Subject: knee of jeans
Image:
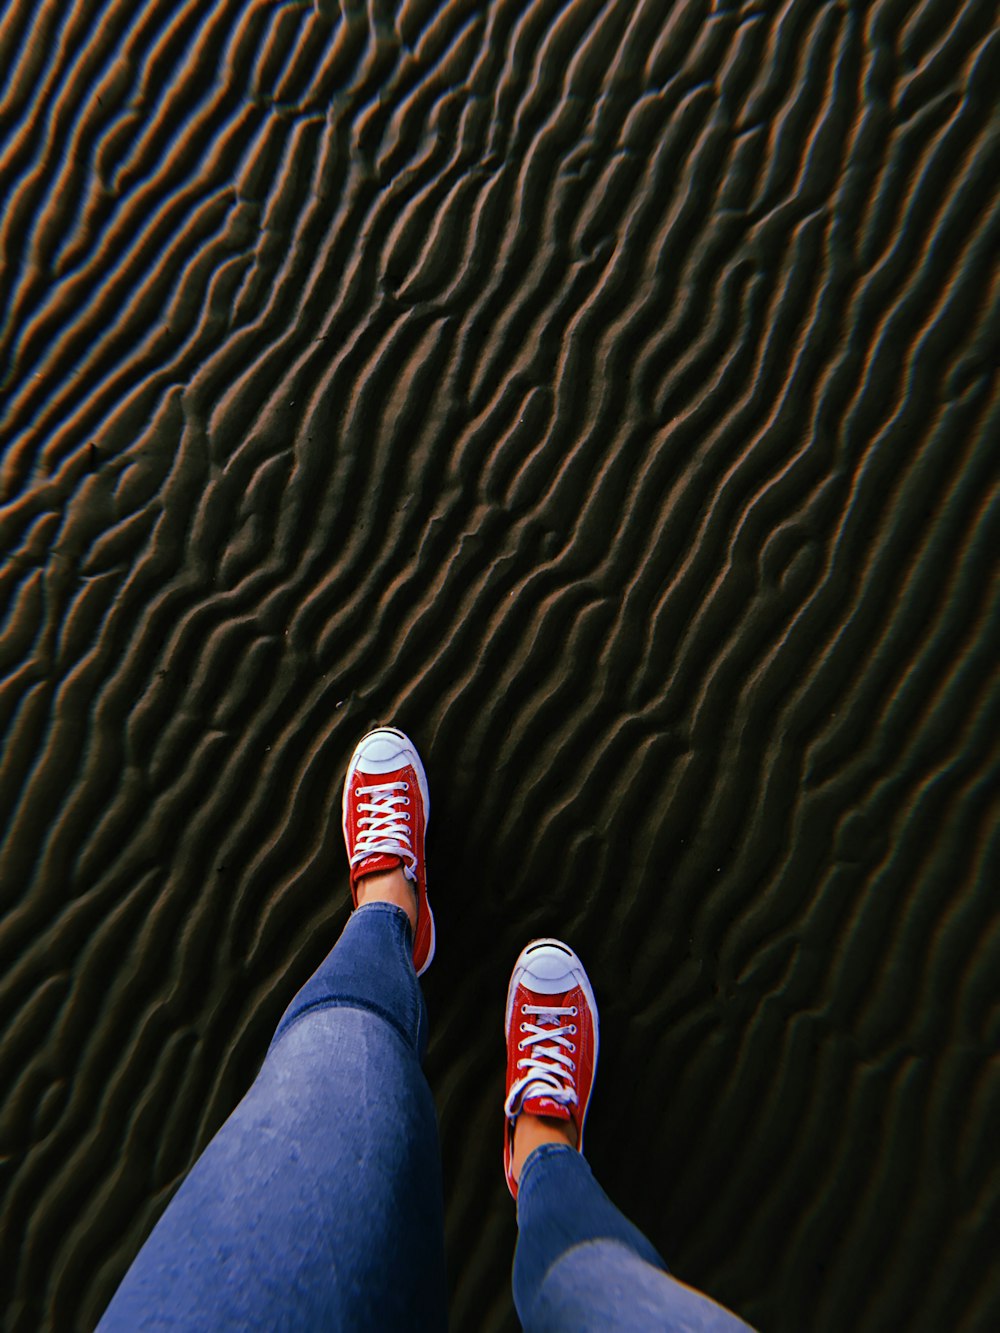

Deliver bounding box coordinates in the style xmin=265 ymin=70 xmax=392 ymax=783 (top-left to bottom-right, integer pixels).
xmin=262 ymin=1007 xmax=437 ymax=1144
xmin=513 ymin=1148 xmax=669 ymax=1320
xmin=526 ymin=1241 xmax=754 ymax=1333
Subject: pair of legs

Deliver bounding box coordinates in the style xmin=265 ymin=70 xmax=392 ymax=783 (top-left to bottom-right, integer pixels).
xmin=99 ymin=728 xmax=752 ymax=1329
xmin=98 ymin=887 xmax=752 ymax=1330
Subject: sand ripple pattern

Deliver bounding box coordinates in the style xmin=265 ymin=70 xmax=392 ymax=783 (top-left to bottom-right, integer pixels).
xmin=1 ymin=0 xmax=997 ymax=1328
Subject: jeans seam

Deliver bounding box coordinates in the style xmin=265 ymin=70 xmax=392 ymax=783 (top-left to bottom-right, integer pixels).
xmin=391 ymin=905 xmax=420 ymax=1047
xmin=375 ymin=900 xmax=420 ymax=1049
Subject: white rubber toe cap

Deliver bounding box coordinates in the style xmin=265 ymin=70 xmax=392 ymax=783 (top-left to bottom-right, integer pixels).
xmin=505 ymin=938 xmax=599 ymax=1039
xmin=517 ymin=940 xmax=582 ymax=994
xmin=353 ymin=729 xmax=415 ymax=774
xmin=342 ymin=727 xmax=430 ymax=826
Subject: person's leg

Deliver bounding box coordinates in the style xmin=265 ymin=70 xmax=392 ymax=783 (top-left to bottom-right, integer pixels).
xmin=513 ymin=1144 xmax=753 ymax=1332
xmin=503 ymin=940 xmax=755 ymax=1333
xmin=98 ymin=902 xmax=446 ymax=1332
xmin=99 ymin=728 xmax=446 ymax=1332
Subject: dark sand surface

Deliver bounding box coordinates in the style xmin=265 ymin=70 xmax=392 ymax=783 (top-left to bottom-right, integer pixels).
xmin=1 ymin=0 xmax=998 ymax=1329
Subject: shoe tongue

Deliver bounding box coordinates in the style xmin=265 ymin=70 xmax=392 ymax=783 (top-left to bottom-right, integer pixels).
xmin=523 ymin=986 xmax=570 ymax=1013
xmin=353 ymin=852 xmax=402 ymax=883
xmin=521 ymin=1093 xmax=572 ymax=1121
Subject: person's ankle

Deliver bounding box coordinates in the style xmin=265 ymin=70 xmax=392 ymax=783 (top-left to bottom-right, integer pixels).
xmin=510 ymin=1112 xmax=578 ymax=1184
xmin=356 ymin=867 xmax=418 ymax=935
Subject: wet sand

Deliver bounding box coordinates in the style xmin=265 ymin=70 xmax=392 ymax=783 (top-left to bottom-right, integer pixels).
xmin=1 ymin=0 xmax=997 ymax=1329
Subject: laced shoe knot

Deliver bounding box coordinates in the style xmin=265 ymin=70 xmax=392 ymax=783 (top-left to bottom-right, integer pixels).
xmin=349 ymin=780 xmax=418 ymax=879
xmin=503 ymin=1002 xmax=580 ymax=1120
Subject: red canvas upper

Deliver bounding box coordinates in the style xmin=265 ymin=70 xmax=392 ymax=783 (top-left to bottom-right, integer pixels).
xmin=343 ymin=757 xmax=432 ymax=975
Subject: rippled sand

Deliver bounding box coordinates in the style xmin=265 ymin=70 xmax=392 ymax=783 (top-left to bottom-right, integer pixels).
xmin=1 ymin=1 xmax=997 ymax=1329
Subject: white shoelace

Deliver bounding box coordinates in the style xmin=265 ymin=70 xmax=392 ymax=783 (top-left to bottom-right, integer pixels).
xmin=350 ymin=781 xmax=417 ymax=880
xmin=504 ymin=1003 xmax=579 ymax=1119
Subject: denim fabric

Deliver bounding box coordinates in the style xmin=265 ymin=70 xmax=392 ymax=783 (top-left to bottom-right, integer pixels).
xmin=97 ymin=904 xmax=446 ymax=1332
xmin=98 ymin=903 xmax=752 ymax=1332
xmin=513 ymin=1146 xmax=755 ymax=1333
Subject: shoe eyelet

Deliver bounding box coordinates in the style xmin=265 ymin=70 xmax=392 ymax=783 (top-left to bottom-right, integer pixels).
xmin=520 ymin=1022 xmax=527 ymax=1031
xmin=569 ymin=1044 xmax=576 ymax=1053
xmin=570 ymin=1006 xmax=578 ymax=1016
xmin=402 ymin=781 xmax=409 ymax=790
xmin=568 ymin=1025 xmax=576 ymax=1034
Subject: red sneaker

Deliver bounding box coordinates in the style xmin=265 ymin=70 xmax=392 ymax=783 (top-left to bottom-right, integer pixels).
xmin=342 ymin=727 xmax=434 ymax=975
xmin=503 ymin=939 xmax=599 ymax=1198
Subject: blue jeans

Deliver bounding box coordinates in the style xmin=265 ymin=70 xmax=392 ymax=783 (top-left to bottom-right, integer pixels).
xmin=98 ymin=904 xmax=753 ymax=1332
